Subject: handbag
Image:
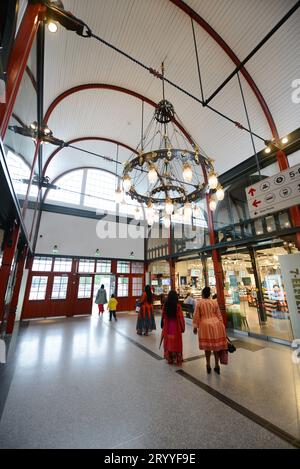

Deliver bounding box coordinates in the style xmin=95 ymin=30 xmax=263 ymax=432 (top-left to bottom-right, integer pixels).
xmin=218 ymin=349 xmax=228 ymax=365
xmin=227 ymin=337 xmax=236 ymax=353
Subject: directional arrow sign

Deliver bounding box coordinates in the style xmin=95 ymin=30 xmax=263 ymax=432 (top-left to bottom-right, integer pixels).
xmin=252 ymin=199 xmax=261 ymax=208
xmin=245 ymin=162 xmax=300 ymax=218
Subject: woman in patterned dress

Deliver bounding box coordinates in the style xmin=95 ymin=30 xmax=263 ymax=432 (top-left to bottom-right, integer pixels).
xmin=193 ymin=286 xmax=227 ymax=374
xmin=136 ymin=285 xmax=156 ymax=335
xmin=161 ymin=290 xmax=185 ymax=366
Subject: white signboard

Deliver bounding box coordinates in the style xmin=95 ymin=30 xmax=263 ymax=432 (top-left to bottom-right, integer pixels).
xmin=279 ymin=254 xmax=300 ymax=340
xmin=245 ymin=163 xmax=300 ymax=218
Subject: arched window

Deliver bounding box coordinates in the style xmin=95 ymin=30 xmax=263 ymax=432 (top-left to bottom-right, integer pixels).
xmin=6 ymin=150 xmax=38 ymax=197
xmin=45 ymin=168 xmax=141 ymax=216
xmin=47 ymin=170 xmax=84 ymax=205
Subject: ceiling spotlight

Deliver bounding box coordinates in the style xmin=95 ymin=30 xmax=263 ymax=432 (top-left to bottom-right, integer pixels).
xmin=47 ymin=21 xmax=58 ymax=33
xmin=264 ymin=146 xmax=271 ymax=154
xmin=281 ymin=137 xmax=288 ymax=144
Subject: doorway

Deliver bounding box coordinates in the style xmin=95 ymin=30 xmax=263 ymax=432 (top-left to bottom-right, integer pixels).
xmin=92 ymin=274 xmax=115 ymax=316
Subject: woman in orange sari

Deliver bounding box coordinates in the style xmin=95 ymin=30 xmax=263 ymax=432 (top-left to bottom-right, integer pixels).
xmin=136 ymin=285 xmax=156 ymax=336
xmin=193 ymin=286 xmax=227 ymax=374
xmin=161 ymin=290 xmax=185 ymax=366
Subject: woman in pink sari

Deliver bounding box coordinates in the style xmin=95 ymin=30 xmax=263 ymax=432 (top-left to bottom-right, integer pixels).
xmin=161 ymin=291 xmax=185 ymax=366
xmin=193 ymin=287 xmax=227 ymax=374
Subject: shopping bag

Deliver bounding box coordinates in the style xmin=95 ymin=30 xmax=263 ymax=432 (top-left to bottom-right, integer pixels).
xmin=218 ymin=349 xmax=228 ymax=365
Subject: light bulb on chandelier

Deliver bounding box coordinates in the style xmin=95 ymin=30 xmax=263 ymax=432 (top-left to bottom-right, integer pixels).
xmin=134 ymin=207 xmax=141 ymax=220
xmin=146 ymin=201 xmax=154 ymax=219
xmin=209 ymin=196 xmax=217 ymax=211
xmin=192 ymin=205 xmax=200 ymax=217
xmin=183 ymin=202 xmax=192 ymax=221
xmin=123 ymin=175 xmax=131 ymax=192
xmin=148 ymin=165 xmax=158 ymax=184
xmin=182 ymin=162 xmax=193 ymax=182
xmin=115 ymin=187 xmax=123 ymax=204
xmin=216 ymin=184 xmax=225 ymax=201
xmin=208 ymin=171 xmax=218 ymax=190
xmin=163 ymin=215 xmax=171 ymax=229
xmin=165 ymin=198 xmax=174 ymax=215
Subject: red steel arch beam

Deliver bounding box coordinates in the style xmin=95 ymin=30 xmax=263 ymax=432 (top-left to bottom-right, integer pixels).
xmin=169 ymin=0 xmax=279 ymax=142
xmin=44 ymin=84 xmax=196 ymax=148
xmin=170 ymin=0 xmax=300 ymax=247
xmin=42 ymin=136 xmax=138 ymax=178
xmin=43 ymin=83 xmax=208 ymax=183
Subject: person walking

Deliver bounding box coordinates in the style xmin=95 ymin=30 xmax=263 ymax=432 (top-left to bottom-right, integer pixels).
xmin=161 ymin=290 xmax=185 ymax=366
xmin=95 ymin=284 xmax=107 ymax=316
xmin=193 ymin=286 xmax=227 ymax=374
xmin=107 ymin=294 xmax=118 ymax=322
xmin=136 ymin=285 xmax=156 ymax=335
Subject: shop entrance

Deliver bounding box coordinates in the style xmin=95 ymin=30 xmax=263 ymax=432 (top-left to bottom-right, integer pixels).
xmin=222 ymin=247 xmax=293 ymax=342
xmin=92 ymin=274 xmax=115 ymax=316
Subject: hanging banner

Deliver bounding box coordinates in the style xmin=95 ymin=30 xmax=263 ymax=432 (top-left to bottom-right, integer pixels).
xmin=245 ymin=163 xmax=300 ymax=218
xmin=279 ymin=253 xmax=300 ymax=340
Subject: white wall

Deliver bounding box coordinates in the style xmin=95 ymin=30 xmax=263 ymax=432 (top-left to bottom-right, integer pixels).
xmin=35 ymin=211 xmax=145 ymax=260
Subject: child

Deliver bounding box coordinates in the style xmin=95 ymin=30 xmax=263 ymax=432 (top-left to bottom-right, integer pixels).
xmin=107 ymin=294 xmax=118 ymax=322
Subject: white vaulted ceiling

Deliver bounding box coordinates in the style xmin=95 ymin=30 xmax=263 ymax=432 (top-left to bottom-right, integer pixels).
xmin=40 ymin=0 xmax=300 ymax=182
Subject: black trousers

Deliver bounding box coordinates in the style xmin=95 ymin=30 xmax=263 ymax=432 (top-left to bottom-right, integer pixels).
xmin=109 ymin=310 xmax=117 ymax=321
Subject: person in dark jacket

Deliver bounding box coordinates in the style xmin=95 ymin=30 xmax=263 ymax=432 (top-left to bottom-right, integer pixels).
xmin=95 ymin=284 xmax=107 ymax=316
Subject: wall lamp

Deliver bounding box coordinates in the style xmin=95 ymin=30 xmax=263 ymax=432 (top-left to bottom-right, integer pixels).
xmin=29 ymin=0 xmax=92 ymax=37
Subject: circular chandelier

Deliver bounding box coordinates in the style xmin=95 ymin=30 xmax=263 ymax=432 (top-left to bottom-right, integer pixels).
xmin=121 ymin=65 xmax=224 ymax=225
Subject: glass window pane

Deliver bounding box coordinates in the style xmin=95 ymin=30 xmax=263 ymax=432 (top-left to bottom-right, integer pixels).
xmin=32 ymin=257 xmax=53 ymax=272
xmin=78 ymin=259 xmax=95 ymax=273
xmin=96 ymin=260 xmax=111 ymax=273
xmin=53 ymin=257 xmax=72 ymax=272
xmin=117 ymin=277 xmax=129 ymax=297
xmin=29 ymin=276 xmax=48 ymax=300
xmin=78 ymin=276 xmax=92 ymax=298
xmin=132 ymin=277 xmax=143 ymax=297
xmin=131 ymin=262 xmax=144 ymax=274
xmin=117 ymin=261 xmax=130 ymax=273
xmin=47 ymin=170 xmax=83 ymax=205
xmin=51 ymin=276 xmax=68 ymax=299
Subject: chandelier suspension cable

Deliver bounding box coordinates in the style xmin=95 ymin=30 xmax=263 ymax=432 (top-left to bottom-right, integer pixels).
xmin=191 ymin=18 xmax=205 ymax=102
xmin=237 ymin=72 xmax=262 ymax=180
xmin=87 ymin=31 xmax=266 ymax=143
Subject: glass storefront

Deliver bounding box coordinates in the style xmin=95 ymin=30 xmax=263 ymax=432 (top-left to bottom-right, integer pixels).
xmin=222 ymin=246 xmax=294 ymax=341
xmin=174 ymin=240 xmax=298 ymax=342
xmin=175 ymin=258 xmax=216 ymax=303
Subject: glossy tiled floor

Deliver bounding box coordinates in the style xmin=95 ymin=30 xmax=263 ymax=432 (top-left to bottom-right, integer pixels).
xmin=0 ymin=312 xmax=299 ymax=449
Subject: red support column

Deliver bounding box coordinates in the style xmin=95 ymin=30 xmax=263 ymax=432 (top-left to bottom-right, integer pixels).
xmin=168 ymin=226 xmax=176 ymax=290
xmin=6 ymin=245 xmax=28 ymax=334
xmin=0 ymin=222 xmax=20 ymax=329
xmin=206 ymin=194 xmax=227 ymax=326
xmin=0 ymin=3 xmax=45 ymax=139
